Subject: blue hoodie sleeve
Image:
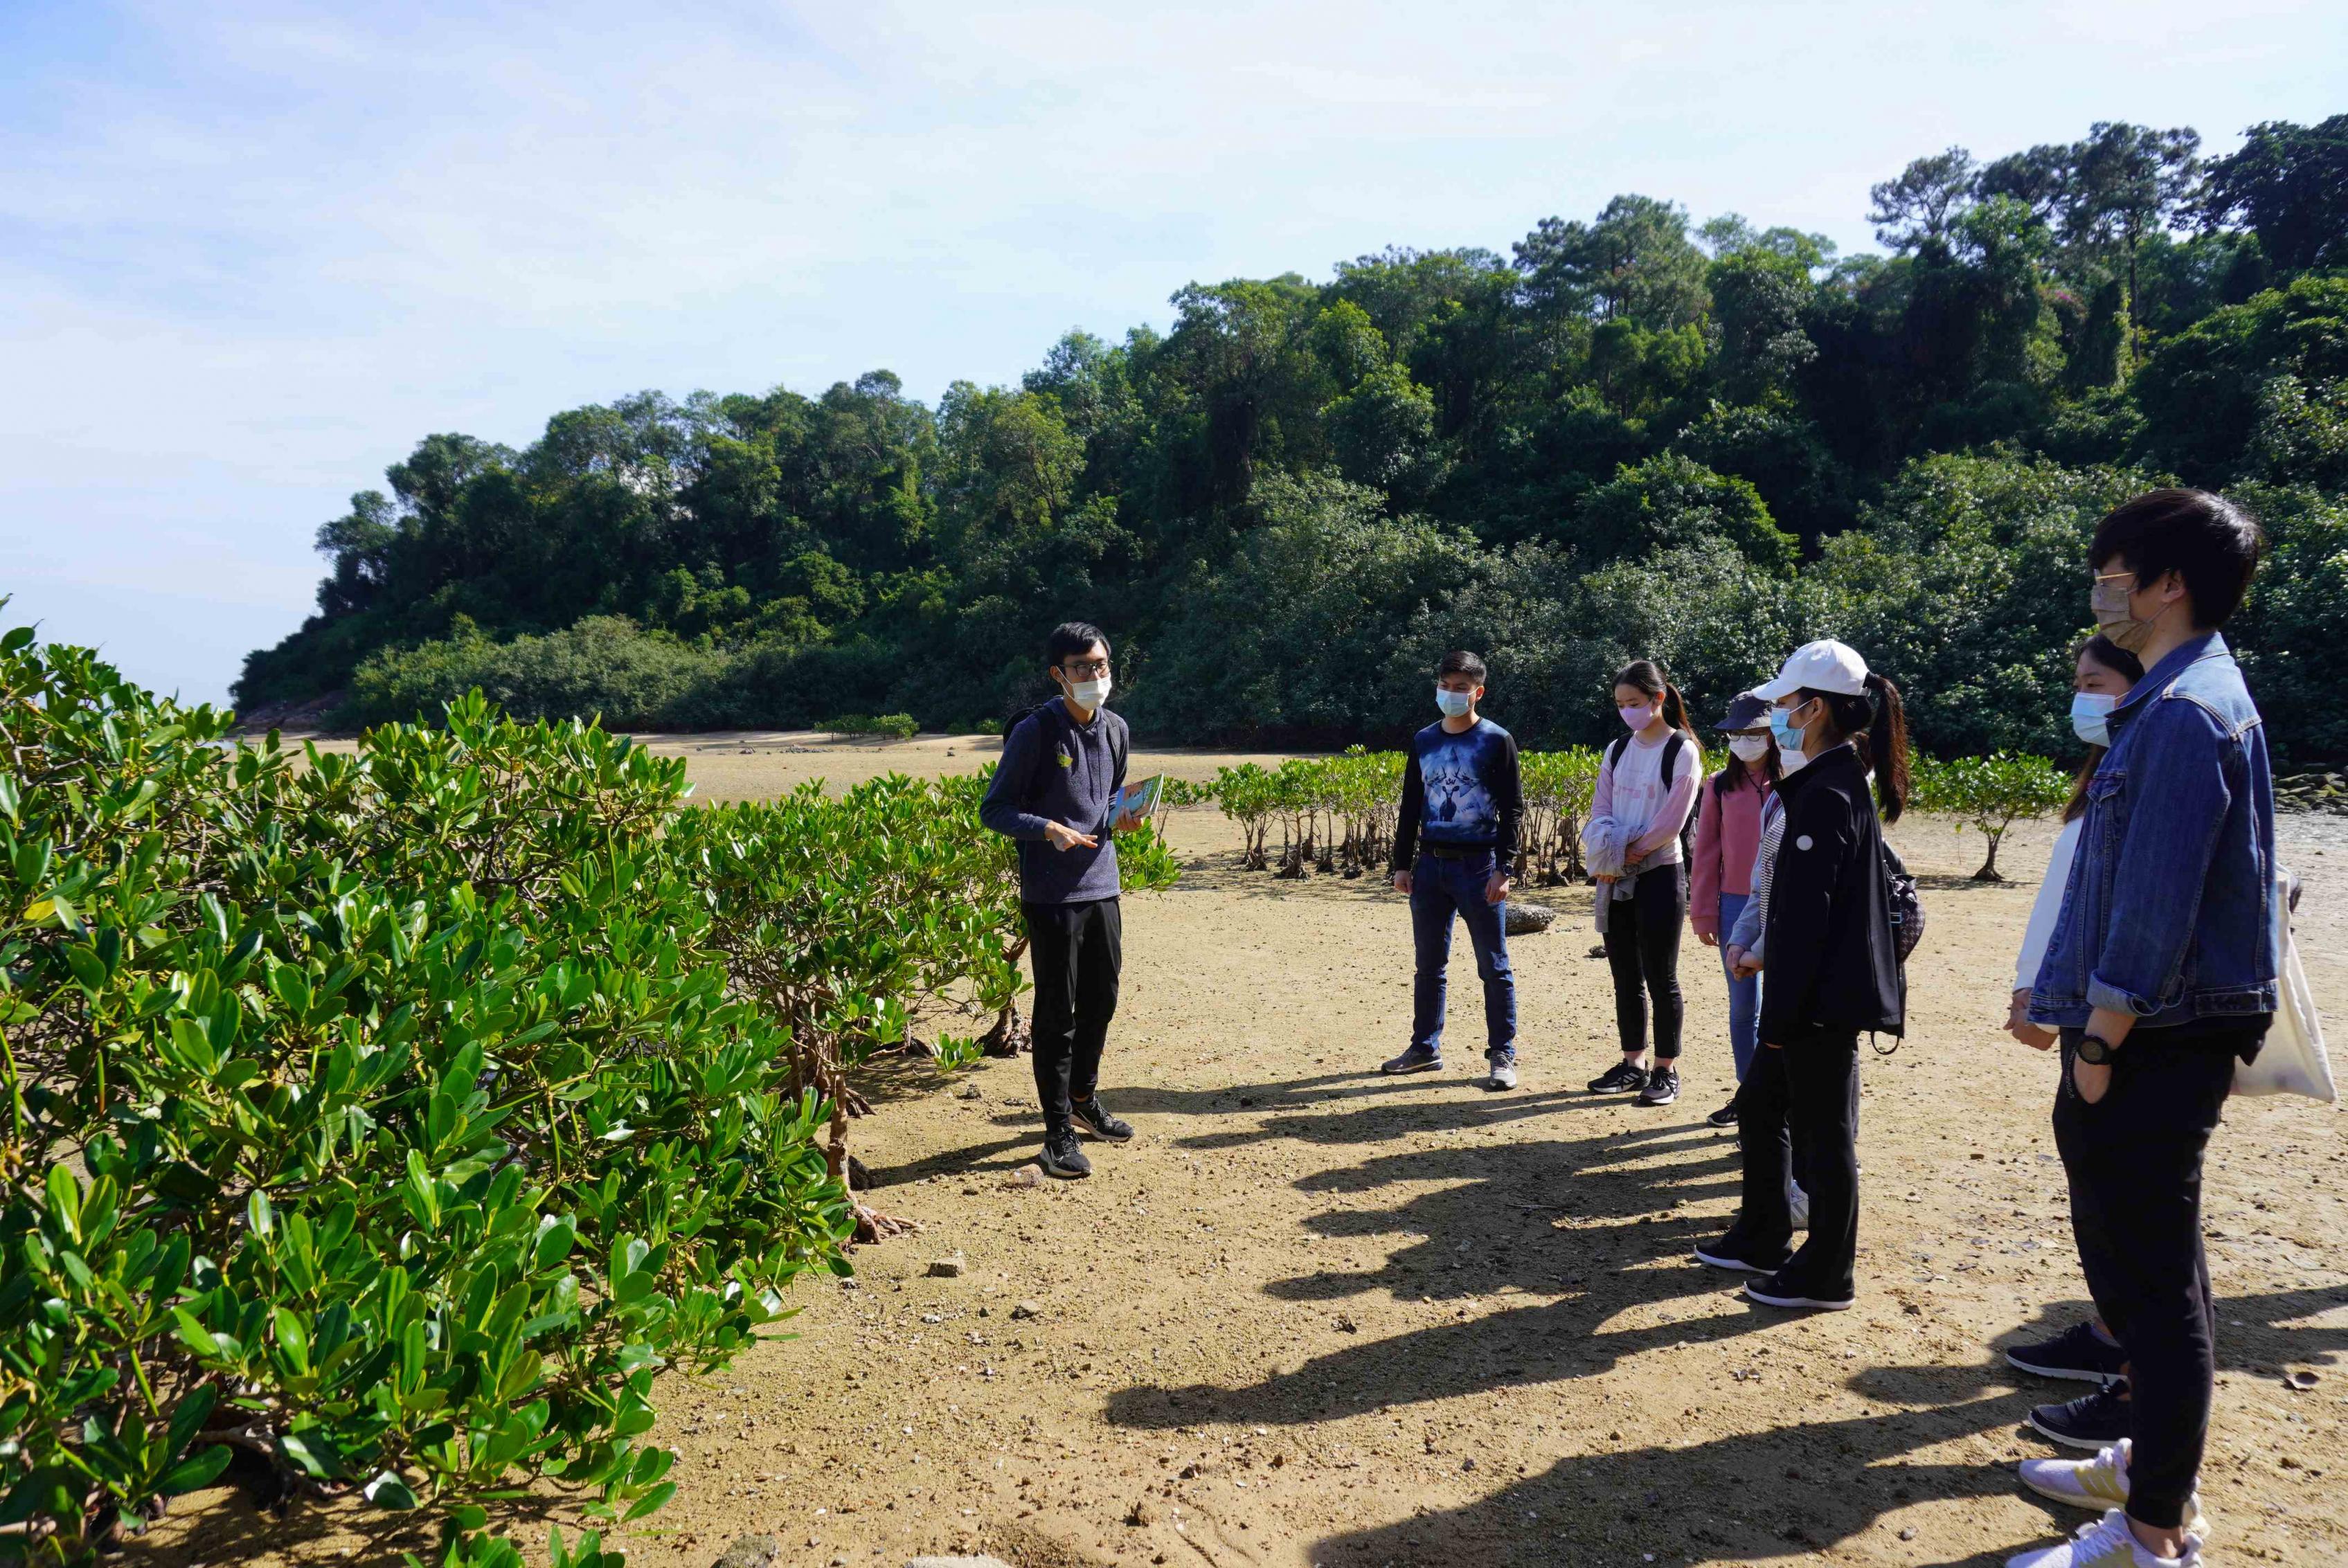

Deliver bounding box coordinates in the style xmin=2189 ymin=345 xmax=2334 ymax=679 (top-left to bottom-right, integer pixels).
xmin=979 ymin=714 xmax=1053 ymax=841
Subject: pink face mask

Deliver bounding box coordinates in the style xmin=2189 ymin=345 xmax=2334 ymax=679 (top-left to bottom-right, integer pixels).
xmin=1618 ymin=705 xmax=1654 ymax=730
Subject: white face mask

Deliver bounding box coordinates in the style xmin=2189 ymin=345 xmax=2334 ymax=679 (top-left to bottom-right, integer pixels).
xmin=2071 ymin=691 xmax=2118 ymax=748
xmin=1065 ymin=675 xmax=1111 ymax=712
xmin=1435 ymin=687 xmax=1474 ymax=719
xmin=1728 ymin=735 xmax=1771 ymax=763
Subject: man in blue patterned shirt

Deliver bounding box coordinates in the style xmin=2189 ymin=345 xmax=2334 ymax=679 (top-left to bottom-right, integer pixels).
xmin=1381 ymin=651 xmax=1525 ymax=1088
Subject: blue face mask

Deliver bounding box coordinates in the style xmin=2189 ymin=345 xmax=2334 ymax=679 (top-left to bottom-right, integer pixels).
xmin=2070 ymin=692 xmax=2118 ymax=748
xmin=1435 ymin=686 xmax=1474 ymax=719
xmin=1768 ymin=702 xmax=1807 ymax=751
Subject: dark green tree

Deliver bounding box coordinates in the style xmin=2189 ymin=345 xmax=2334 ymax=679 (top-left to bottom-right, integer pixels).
xmin=2198 ymin=116 xmax=2348 ymax=271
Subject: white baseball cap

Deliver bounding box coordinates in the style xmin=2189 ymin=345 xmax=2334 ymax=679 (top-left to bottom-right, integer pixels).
xmin=1753 ymin=638 xmax=1870 ymax=700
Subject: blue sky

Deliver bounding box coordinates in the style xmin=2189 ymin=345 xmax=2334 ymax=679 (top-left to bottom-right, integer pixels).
xmin=5 ymin=1 xmax=2342 ymax=706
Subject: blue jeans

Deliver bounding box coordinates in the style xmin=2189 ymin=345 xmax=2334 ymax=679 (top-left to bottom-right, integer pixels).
xmin=1718 ymin=892 xmax=1760 ymax=1081
xmin=1409 ymin=849 xmax=1516 ymax=1056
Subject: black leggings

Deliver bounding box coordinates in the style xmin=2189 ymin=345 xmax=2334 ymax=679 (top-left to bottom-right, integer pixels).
xmin=1604 ymin=862 xmax=1685 ymax=1060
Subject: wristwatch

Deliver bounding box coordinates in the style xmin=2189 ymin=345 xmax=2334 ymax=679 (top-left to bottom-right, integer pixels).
xmin=2076 ymin=1032 xmax=2116 ymax=1065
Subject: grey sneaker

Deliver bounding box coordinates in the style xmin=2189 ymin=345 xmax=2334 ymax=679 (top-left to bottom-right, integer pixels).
xmin=1485 ymin=1049 xmax=1518 ymax=1090
xmin=1635 ymin=1064 xmax=1681 ymax=1106
xmin=1382 ymin=1043 xmax=1442 ymax=1074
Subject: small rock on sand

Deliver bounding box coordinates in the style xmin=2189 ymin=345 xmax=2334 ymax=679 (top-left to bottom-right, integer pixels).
xmin=1003 ymin=1165 xmax=1043 ymax=1188
xmin=1504 ymin=902 xmax=1557 ymax=936
xmin=712 ymin=1536 xmax=779 ymax=1568
xmin=1010 ymin=1299 xmax=1043 ymax=1319
xmin=928 ymin=1252 xmax=967 ymax=1278
xmin=908 ymin=1558 xmax=1016 ymax=1568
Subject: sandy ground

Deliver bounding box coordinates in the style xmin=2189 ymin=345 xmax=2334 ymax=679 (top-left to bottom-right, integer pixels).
xmin=136 ymin=734 xmax=2348 ymax=1568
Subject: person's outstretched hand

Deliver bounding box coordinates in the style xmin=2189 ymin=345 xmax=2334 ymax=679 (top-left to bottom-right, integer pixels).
xmin=2006 ymin=986 xmax=2056 ymax=1049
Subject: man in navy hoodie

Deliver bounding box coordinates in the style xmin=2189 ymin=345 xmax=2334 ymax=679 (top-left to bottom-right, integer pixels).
xmin=980 ymin=622 xmax=1133 ymax=1180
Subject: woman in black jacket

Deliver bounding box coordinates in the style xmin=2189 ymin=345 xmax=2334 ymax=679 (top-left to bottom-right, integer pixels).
xmin=1694 ymin=638 xmax=1908 ymax=1311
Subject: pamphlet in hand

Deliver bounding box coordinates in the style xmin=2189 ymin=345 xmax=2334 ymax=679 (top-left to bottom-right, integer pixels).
xmin=1109 ymin=775 xmax=1163 ymax=835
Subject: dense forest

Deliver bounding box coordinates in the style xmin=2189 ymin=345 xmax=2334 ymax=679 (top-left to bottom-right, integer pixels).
xmin=238 ymin=116 xmax=2348 ymax=765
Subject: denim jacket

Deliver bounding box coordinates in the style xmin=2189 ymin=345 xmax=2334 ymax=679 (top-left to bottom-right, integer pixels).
xmin=2029 ymin=631 xmax=2277 ymax=1030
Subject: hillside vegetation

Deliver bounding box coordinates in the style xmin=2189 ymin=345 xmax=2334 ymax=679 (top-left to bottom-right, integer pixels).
xmin=236 ymin=118 xmax=2348 ymax=764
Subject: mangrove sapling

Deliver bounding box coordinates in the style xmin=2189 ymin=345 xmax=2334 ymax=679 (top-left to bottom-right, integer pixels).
xmin=1912 ymin=753 xmax=2072 ymax=881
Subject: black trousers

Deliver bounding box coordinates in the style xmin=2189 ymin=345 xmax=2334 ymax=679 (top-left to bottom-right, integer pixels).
xmin=2053 ymin=1027 xmax=2239 ymax=1531
xmin=1024 ymin=897 xmax=1122 ymax=1135
xmin=1604 ymin=862 xmax=1686 ymax=1060
xmin=1734 ymin=1030 xmax=1860 ymax=1297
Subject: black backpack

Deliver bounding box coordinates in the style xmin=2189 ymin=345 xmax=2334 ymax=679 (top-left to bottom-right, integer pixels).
xmin=1882 ymin=840 xmax=1924 ymax=966
xmin=1605 ymin=730 xmax=1697 ymax=865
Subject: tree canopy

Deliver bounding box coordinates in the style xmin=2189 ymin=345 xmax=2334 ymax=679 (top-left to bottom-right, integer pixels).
xmin=240 ymin=116 xmax=2348 ymax=766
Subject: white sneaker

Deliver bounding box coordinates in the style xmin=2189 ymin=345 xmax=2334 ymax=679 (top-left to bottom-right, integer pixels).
xmin=1786 ymin=1177 xmax=1811 ymax=1232
xmin=2006 ymin=1508 xmax=2201 ymax=1568
xmin=2020 ymin=1443 xmax=2207 ymax=1536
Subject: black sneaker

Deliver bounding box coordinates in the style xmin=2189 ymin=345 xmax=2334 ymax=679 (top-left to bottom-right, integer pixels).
xmin=1694 ymin=1231 xmax=1791 ymax=1274
xmin=2006 ymin=1322 xmax=2128 ymax=1384
xmin=1705 ymin=1094 xmax=1741 ymax=1129
xmin=1382 ymin=1043 xmax=1442 ymax=1074
xmin=1039 ymin=1130 xmax=1093 ymax=1180
xmin=1635 ymin=1064 xmax=1681 ymax=1106
xmin=1744 ymin=1271 xmax=1855 ymax=1311
xmin=1070 ymin=1097 xmax=1133 ymax=1142
xmin=1587 ymin=1060 xmax=1650 ymax=1094
xmin=2029 ymin=1380 xmax=2131 ymax=1449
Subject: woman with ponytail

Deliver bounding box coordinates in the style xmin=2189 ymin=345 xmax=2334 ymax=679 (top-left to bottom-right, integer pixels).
xmin=1584 ymin=659 xmax=1704 ymax=1108
xmin=1695 ymin=639 xmax=1906 ymax=1313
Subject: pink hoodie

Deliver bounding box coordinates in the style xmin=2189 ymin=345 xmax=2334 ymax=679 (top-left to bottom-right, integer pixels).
xmin=1689 ymin=767 xmax=1771 ymax=939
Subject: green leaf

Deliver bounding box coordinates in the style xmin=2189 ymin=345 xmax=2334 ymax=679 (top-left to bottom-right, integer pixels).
xmin=280 ymin=1429 xmax=345 ymax=1479
xmin=362 ymin=1470 xmax=418 ymax=1509
xmin=619 ymin=1480 xmax=676 ymax=1522
xmin=154 ymin=1444 xmax=234 ymax=1496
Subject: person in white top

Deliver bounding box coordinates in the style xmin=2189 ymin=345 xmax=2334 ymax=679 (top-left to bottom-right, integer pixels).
xmin=1996 ymin=636 xmax=2147 ymax=1403
xmin=2007 ymin=637 xmax=2147 ymax=1040
xmin=1584 ymin=659 xmax=1705 ymax=1108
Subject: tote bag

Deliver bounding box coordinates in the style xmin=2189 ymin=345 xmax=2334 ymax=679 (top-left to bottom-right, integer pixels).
xmin=2233 ymin=867 xmax=2337 ymax=1103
